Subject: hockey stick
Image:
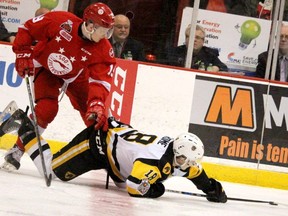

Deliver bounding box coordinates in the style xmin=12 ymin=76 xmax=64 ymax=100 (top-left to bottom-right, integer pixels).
xmin=105 ymin=108 xmax=113 ymax=189
xmin=166 ymin=189 xmax=278 ymax=206
xmin=25 ymin=75 xmax=52 ymax=187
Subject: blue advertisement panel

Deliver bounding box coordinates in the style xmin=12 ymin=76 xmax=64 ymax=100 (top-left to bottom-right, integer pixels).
xmin=0 ymin=43 xmax=28 ymax=110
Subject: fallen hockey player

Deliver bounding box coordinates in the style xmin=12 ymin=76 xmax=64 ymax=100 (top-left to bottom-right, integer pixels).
xmin=0 ymin=108 xmax=227 ymax=202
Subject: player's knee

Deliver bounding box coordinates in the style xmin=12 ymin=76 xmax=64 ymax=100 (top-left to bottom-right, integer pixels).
xmin=35 ymin=99 xmax=59 ymax=128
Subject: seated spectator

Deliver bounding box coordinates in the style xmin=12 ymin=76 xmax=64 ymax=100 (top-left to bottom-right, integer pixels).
xmin=256 ymin=24 xmax=288 ymax=81
xmin=0 ymin=13 xmax=16 ymax=43
xmin=189 ymin=0 xmax=259 ymax=17
xmin=167 ymin=24 xmax=228 ymax=72
xmin=258 ymin=0 xmax=288 ymax=21
xmin=35 ymin=7 xmax=50 ymax=17
xmin=0 ymin=8 xmax=50 ymax=44
xmin=283 ymin=0 xmax=288 ymax=21
xmin=109 ymin=14 xmax=146 ymax=61
xmin=32 ymin=8 xmax=51 ymax=46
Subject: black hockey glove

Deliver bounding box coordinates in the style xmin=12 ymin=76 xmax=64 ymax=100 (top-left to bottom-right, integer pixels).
xmin=144 ymin=182 xmax=165 ymax=198
xmin=204 ymin=178 xmax=227 ymax=203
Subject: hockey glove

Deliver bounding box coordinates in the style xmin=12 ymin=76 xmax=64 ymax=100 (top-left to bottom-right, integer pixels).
xmin=145 ymin=182 xmax=165 ymax=198
xmin=14 ymin=49 xmax=34 ymax=77
xmin=86 ymin=99 xmax=108 ymax=131
xmin=204 ymin=178 xmax=227 ymax=203
xmin=135 ymin=179 xmax=165 ymax=198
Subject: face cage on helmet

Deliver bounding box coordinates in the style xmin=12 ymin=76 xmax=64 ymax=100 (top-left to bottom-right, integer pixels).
xmin=174 ymin=155 xmax=197 ymax=170
xmin=91 ymin=24 xmax=114 ymax=39
xmin=94 ymin=26 xmax=114 ymax=39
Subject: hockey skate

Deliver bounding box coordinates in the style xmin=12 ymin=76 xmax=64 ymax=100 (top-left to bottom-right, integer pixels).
xmin=1 ymin=144 xmax=24 ymax=171
xmin=0 ymin=108 xmax=25 ymax=137
xmin=0 ymin=101 xmax=18 ymax=127
xmin=0 ymin=108 xmax=31 ymax=171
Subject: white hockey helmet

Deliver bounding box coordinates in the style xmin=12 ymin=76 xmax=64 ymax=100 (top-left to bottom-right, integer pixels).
xmin=173 ymin=132 xmax=204 ymax=170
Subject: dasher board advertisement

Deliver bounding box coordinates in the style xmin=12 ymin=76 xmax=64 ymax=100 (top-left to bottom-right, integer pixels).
xmin=0 ymin=0 xmax=69 ymax=32
xmin=179 ymin=7 xmax=272 ymax=75
xmin=189 ymin=75 xmax=288 ymax=169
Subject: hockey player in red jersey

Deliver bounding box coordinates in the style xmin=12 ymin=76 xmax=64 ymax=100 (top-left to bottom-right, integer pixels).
xmin=0 ymin=108 xmax=227 ymax=202
xmin=1 ymin=3 xmax=116 ymax=171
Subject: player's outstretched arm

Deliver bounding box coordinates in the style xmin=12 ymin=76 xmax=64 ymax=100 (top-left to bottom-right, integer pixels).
xmin=190 ymin=169 xmax=227 ymax=203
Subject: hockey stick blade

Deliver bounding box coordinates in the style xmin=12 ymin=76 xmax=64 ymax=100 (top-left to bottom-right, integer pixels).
xmin=0 ymin=101 xmax=18 ymax=125
xmin=46 ymin=174 xmax=52 ymax=187
xmin=166 ymin=189 xmax=278 ymax=206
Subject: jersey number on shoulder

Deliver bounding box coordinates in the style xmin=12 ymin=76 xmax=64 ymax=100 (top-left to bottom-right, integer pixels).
xmin=32 ymin=15 xmax=45 ymax=23
xmin=122 ymin=132 xmax=157 ymax=145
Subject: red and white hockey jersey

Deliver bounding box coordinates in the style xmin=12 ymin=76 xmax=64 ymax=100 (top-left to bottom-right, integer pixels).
xmin=13 ymin=11 xmax=116 ymax=103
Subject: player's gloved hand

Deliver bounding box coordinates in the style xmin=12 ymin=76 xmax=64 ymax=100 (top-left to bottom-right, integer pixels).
xmin=141 ymin=181 xmax=165 ymax=198
xmin=204 ymin=178 xmax=227 ymax=203
xmin=14 ymin=49 xmax=34 ymax=78
xmin=129 ymin=179 xmax=165 ymax=198
xmin=86 ymin=99 xmax=108 ymax=131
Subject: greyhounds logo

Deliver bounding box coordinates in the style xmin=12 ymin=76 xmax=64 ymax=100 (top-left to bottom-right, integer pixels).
xmin=47 ymin=53 xmax=72 ymax=75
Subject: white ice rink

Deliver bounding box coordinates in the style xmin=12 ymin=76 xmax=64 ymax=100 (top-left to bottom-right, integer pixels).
xmin=0 ymin=150 xmax=287 ymax=216
xmin=0 ymin=96 xmax=287 ymax=216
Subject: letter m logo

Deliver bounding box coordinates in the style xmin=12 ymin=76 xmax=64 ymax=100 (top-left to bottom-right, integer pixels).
xmin=204 ymin=85 xmax=256 ymax=131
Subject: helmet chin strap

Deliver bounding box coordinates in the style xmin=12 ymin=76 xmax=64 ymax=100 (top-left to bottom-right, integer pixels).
xmin=81 ymin=22 xmax=94 ymax=41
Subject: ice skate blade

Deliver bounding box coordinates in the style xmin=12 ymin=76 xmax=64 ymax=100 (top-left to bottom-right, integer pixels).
xmin=0 ymin=161 xmax=18 ymax=172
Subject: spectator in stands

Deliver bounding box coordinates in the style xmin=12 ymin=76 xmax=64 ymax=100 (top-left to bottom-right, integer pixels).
xmin=189 ymin=0 xmax=260 ymax=17
xmin=32 ymin=8 xmax=51 ymax=46
xmin=0 ymin=13 xmax=16 ymax=43
xmin=167 ymin=24 xmax=228 ymax=72
xmin=258 ymin=0 xmax=288 ymax=21
xmin=256 ymin=24 xmax=288 ymax=81
xmin=35 ymin=7 xmax=50 ymax=17
xmin=109 ymin=14 xmax=146 ymax=61
xmin=0 ymin=8 xmax=50 ymax=44
xmin=283 ymin=0 xmax=288 ymax=21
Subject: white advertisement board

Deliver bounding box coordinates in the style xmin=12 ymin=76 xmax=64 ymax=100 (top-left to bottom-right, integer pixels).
xmin=0 ymin=43 xmax=29 ymax=110
xmin=0 ymin=43 xmax=287 ymax=188
xmin=0 ymin=0 xmax=69 ymax=32
xmin=179 ymin=7 xmax=272 ymax=75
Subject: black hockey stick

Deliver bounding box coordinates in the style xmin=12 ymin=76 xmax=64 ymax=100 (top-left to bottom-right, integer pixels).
xmin=105 ymin=170 xmax=109 ymax=189
xmin=25 ymin=76 xmax=52 ymax=187
xmin=105 ymin=108 xmax=113 ymax=190
xmin=166 ymin=189 xmax=278 ymax=206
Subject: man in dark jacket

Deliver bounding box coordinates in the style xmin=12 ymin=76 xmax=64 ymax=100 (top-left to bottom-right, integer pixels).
xmin=109 ymin=14 xmax=146 ymax=62
xmin=256 ymin=24 xmax=288 ymax=81
xmin=0 ymin=13 xmax=16 ymax=43
xmin=167 ymin=24 xmax=228 ymax=72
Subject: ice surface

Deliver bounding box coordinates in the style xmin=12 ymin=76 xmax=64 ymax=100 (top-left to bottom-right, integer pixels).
xmin=1 ymin=96 xmax=287 ymax=216
xmin=0 ymin=151 xmax=287 ymax=216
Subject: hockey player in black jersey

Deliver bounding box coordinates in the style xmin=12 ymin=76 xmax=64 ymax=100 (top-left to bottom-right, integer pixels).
xmin=0 ymin=108 xmax=227 ymax=202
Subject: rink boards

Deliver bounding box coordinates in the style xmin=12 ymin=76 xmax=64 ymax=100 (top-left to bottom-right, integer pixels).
xmin=0 ymin=43 xmax=287 ymax=190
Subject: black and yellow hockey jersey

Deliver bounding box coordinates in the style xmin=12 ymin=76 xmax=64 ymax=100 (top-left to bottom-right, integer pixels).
xmin=104 ymin=118 xmax=203 ymax=197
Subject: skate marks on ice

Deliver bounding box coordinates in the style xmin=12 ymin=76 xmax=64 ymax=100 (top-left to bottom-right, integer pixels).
xmin=0 ymin=152 xmax=287 ymax=216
